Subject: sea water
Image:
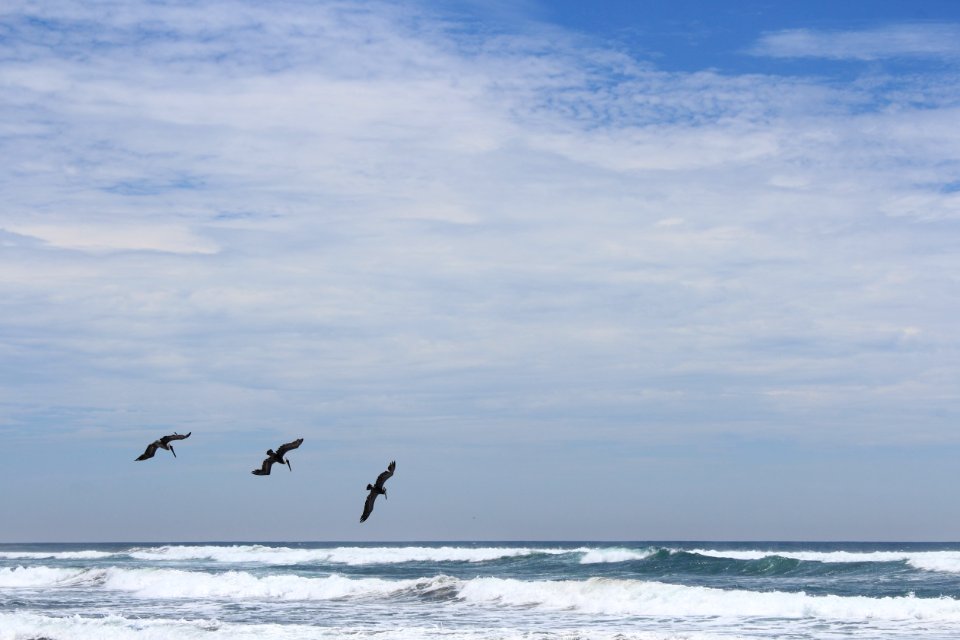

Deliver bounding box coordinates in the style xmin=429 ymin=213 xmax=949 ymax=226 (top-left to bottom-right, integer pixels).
xmin=2 ymin=541 xmax=960 ymax=639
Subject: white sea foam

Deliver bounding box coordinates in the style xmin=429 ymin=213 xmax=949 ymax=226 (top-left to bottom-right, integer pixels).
xmin=578 ymin=548 xmax=655 ymax=563
xmin=0 ymin=549 xmax=114 ymax=560
xmin=0 ymin=565 xmax=88 ymax=587
xmin=685 ymin=548 xmax=960 ymax=573
xmin=3 ymin=565 xmax=453 ymax=601
xmin=7 ymin=544 xmax=960 ymax=573
xmin=105 ymin=567 xmax=435 ymax=600
xmin=0 ymin=612 xmax=722 ymax=640
xmin=5 ymin=566 xmax=960 ymax=623
xmin=126 ymin=544 xmax=574 ymax=565
xmin=457 ymin=576 xmax=960 ymax=621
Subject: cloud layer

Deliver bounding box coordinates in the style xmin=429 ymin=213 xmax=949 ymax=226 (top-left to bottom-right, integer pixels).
xmin=752 ymin=24 xmax=960 ymax=60
xmin=2 ymin=3 xmax=959 ymax=449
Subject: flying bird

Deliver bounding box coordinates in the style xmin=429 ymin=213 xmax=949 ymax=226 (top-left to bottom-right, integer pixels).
xmin=135 ymin=432 xmax=191 ymax=461
xmin=251 ymin=438 xmax=304 ymax=475
xmin=360 ymin=460 xmax=396 ymax=523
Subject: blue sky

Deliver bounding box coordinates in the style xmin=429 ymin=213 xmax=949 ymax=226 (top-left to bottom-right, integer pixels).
xmin=1 ymin=0 xmax=959 ymax=542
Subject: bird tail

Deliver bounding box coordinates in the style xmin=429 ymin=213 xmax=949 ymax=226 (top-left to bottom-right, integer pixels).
xmin=366 ymin=483 xmax=373 ymax=490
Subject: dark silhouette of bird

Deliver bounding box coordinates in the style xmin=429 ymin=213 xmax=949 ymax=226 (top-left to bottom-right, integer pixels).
xmin=251 ymin=438 xmax=303 ymax=475
xmin=136 ymin=432 xmax=191 ymax=461
xmin=360 ymin=460 xmax=395 ymax=523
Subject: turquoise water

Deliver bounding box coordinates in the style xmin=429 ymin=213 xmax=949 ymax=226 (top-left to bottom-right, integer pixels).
xmin=2 ymin=541 xmax=960 ymax=638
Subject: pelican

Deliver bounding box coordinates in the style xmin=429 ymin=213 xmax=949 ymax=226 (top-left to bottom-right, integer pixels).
xmin=251 ymin=438 xmax=304 ymax=475
xmin=136 ymin=432 xmax=191 ymax=461
xmin=360 ymin=460 xmax=395 ymax=523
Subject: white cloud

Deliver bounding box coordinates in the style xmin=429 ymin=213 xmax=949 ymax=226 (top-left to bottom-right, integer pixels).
xmin=0 ymin=2 xmax=958 ymax=454
xmin=7 ymin=223 xmax=218 ymax=254
xmin=751 ymin=24 xmax=960 ymax=60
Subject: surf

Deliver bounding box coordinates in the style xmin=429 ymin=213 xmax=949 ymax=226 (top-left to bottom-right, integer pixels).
xmin=6 ymin=565 xmax=960 ymax=623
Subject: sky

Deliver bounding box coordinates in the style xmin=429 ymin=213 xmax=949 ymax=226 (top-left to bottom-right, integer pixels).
xmin=1 ymin=0 xmax=959 ymax=542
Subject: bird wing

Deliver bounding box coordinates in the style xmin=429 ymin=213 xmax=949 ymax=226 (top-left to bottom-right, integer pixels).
xmin=160 ymin=432 xmax=191 ymax=445
xmin=360 ymin=490 xmax=379 ymax=523
xmin=276 ymin=438 xmax=303 ymax=457
xmin=260 ymin=457 xmax=276 ymax=473
xmin=374 ymin=460 xmax=396 ymax=490
xmin=136 ymin=441 xmax=160 ymax=461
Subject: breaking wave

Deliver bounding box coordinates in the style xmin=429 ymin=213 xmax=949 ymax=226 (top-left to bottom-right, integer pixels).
xmin=578 ymin=548 xmax=656 ymax=563
xmin=685 ymin=548 xmax=960 ymax=573
xmin=126 ymin=544 xmax=579 ymax=564
xmin=0 ymin=550 xmax=114 ymax=560
xmin=4 ymin=566 xmax=960 ymax=622
xmin=458 ymin=576 xmax=960 ymax=620
xmin=0 ymin=565 xmax=88 ymax=587
xmin=5 ymin=544 xmax=960 ymax=573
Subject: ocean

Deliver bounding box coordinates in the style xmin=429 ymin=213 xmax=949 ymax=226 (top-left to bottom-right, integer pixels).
xmin=2 ymin=541 xmax=960 ymax=639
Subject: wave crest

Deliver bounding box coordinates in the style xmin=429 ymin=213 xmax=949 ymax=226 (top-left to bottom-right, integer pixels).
xmin=5 ymin=566 xmax=960 ymax=622
xmin=127 ymin=544 xmax=575 ymax=565
xmin=457 ymin=576 xmax=960 ymax=620
xmin=686 ymin=549 xmax=960 ymax=573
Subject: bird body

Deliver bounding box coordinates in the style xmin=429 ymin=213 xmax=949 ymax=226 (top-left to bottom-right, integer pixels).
xmin=251 ymin=438 xmax=303 ymax=475
xmin=135 ymin=432 xmax=191 ymax=461
xmin=360 ymin=460 xmax=395 ymax=522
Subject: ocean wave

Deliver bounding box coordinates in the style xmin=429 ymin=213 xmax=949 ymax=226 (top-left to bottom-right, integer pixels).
xmin=578 ymin=548 xmax=656 ymax=564
xmin=685 ymin=549 xmax=960 ymax=573
xmin=457 ymin=576 xmax=960 ymax=620
xmin=126 ymin=544 xmax=577 ymax=565
xmin=0 ymin=550 xmax=114 ymax=560
xmin=0 ymin=543 xmax=656 ymax=566
xmin=7 ymin=544 xmax=960 ymax=574
xmin=3 ymin=566 xmax=457 ymax=601
xmin=4 ymin=566 xmax=960 ymax=622
xmin=0 ymin=566 xmax=89 ymax=587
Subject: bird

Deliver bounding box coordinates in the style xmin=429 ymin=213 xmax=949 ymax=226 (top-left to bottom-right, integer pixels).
xmin=135 ymin=432 xmax=191 ymax=461
xmin=251 ymin=438 xmax=304 ymax=475
xmin=360 ymin=460 xmax=395 ymax=523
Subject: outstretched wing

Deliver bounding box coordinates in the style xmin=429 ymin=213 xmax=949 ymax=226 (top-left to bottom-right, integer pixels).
xmin=360 ymin=490 xmax=379 ymax=523
xmin=136 ymin=441 xmax=160 ymax=461
xmin=252 ymin=457 xmax=276 ymax=475
xmin=160 ymin=432 xmax=191 ymax=446
xmin=373 ymin=460 xmax=396 ymax=490
xmin=276 ymin=438 xmax=303 ymax=457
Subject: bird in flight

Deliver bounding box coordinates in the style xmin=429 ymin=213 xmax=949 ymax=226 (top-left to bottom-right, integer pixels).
xmin=251 ymin=438 xmax=304 ymax=475
xmin=360 ymin=460 xmax=396 ymax=523
xmin=136 ymin=432 xmax=191 ymax=461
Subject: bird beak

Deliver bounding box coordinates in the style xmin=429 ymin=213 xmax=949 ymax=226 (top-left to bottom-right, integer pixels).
xmin=170 ymin=446 xmax=177 ymax=458
xmin=287 ymin=460 xmax=292 ymax=472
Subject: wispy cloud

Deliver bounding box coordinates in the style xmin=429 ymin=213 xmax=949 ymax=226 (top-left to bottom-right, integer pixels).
xmin=1 ymin=2 xmax=959 ymax=457
xmin=751 ymin=23 xmax=960 ymax=60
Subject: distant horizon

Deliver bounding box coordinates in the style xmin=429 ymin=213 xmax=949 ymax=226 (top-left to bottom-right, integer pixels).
xmin=5 ymin=539 xmax=960 ymax=545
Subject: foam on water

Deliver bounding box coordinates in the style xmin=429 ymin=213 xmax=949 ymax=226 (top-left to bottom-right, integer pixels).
xmin=0 ymin=566 xmax=86 ymax=587
xmin=578 ymin=548 xmax=655 ymax=564
xmin=685 ymin=548 xmax=960 ymax=573
xmin=6 ymin=565 xmax=960 ymax=623
xmin=10 ymin=545 xmax=960 ymax=574
xmin=0 ymin=566 xmax=433 ymax=600
xmin=127 ymin=545 xmax=575 ymax=565
xmin=0 ymin=612 xmax=725 ymax=640
xmin=0 ymin=550 xmax=114 ymax=560
xmin=457 ymin=576 xmax=960 ymax=620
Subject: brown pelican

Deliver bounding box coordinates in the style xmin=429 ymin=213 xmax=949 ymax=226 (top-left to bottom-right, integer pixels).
xmin=251 ymin=438 xmax=303 ymax=475
xmin=136 ymin=432 xmax=191 ymax=461
xmin=360 ymin=460 xmax=395 ymax=523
